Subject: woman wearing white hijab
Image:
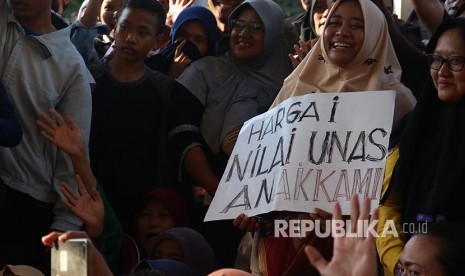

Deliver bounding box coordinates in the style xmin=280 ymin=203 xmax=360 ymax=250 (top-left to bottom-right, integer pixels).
xmin=234 ymin=1 xmax=415 ymax=274
xmin=273 ymin=0 xmax=416 ymax=127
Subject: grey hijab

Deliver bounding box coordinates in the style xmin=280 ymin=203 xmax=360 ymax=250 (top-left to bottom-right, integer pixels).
xmin=176 ymin=0 xmax=290 ymax=154
xmin=228 ymin=0 xmax=291 ymax=92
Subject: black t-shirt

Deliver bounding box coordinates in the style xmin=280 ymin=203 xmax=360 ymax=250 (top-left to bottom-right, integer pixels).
xmin=88 ymin=62 xmax=171 ymax=230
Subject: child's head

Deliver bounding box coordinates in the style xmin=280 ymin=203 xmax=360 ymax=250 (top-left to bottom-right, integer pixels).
xmin=120 ymin=0 xmax=166 ymax=35
xmin=151 ymin=227 xmax=217 ymax=275
xmin=171 ymin=7 xmax=219 ymax=57
xmin=310 ymin=0 xmax=335 ymax=38
xmin=113 ymin=0 xmax=167 ymax=62
xmin=135 ymin=188 xmax=187 ymax=256
xmin=100 ymin=0 xmax=125 ymax=36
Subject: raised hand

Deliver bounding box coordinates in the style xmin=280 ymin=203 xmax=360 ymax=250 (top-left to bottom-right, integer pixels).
xmin=288 ymin=39 xmax=313 ymax=69
xmin=305 ymin=195 xmax=379 ymax=276
xmin=36 ymin=109 xmax=84 ymax=157
xmin=166 ymin=0 xmax=195 ymax=26
xmin=61 ymin=175 xmax=104 ymax=237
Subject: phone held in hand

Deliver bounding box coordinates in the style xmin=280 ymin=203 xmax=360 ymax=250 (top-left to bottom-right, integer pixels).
xmin=51 ymin=238 xmax=90 ymax=276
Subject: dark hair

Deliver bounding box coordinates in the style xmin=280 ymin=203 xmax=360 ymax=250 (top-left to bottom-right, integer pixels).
xmin=417 ymin=223 xmax=465 ymax=276
xmin=426 ymin=17 xmax=465 ymax=55
xmin=121 ymin=0 xmax=167 ymax=34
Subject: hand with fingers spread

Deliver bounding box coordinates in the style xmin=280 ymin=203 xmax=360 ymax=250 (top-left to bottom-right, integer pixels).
xmin=305 ymin=195 xmax=379 ymax=276
xmin=169 ymin=40 xmax=192 ymax=79
xmin=166 ymin=0 xmax=195 ymax=26
xmin=36 ymin=109 xmax=84 ymax=157
xmin=288 ymin=39 xmax=313 ymax=69
xmin=36 ymin=109 xmax=97 ymax=191
xmin=61 ymin=175 xmax=105 ymax=237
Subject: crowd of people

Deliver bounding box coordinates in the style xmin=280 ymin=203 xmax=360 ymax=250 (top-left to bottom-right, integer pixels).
xmin=0 ymin=0 xmax=464 ymax=275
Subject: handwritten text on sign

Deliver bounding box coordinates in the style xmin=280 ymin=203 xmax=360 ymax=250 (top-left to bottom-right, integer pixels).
xmin=205 ymin=91 xmax=395 ymax=221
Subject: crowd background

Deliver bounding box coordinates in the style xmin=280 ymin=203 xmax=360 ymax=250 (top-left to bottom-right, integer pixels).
xmin=1 ymin=0 xmax=465 ymax=275
xmin=61 ymin=0 xmax=306 ymax=19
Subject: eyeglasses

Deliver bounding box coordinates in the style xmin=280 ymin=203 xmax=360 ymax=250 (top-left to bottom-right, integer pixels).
xmin=426 ymin=54 xmax=465 ymax=72
xmin=230 ymin=19 xmax=264 ymax=34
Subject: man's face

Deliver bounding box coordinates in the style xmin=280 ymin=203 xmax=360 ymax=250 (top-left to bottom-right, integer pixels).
xmin=99 ymin=0 xmax=125 ymax=37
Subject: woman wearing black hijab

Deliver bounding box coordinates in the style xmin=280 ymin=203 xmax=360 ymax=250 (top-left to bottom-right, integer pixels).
xmin=377 ymin=17 xmax=465 ymax=275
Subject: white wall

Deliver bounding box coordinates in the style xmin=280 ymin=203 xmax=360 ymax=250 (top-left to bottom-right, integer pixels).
xmin=394 ymin=0 xmax=413 ymax=20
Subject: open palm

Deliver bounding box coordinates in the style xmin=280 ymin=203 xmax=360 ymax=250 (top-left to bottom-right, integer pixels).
xmin=61 ymin=175 xmax=104 ymax=237
xmin=305 ymin=196 xmax=379 ymax=276
xmin=36 ymin=109 xmax=84 ymax=156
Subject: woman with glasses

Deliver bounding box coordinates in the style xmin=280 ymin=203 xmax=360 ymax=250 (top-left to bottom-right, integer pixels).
xmin=376 ymin=17 xmax=465 ymax=276
xmin=167 ymin=0 xmax=290 ymax=268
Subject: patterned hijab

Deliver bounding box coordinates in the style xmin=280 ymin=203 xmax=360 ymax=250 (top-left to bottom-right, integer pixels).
xmin=272 ymin=0 xmax=415 ymax=125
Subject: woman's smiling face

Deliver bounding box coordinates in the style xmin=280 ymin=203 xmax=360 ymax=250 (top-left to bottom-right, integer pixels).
xmin=430 ymin=27 xmax=465 ymax=103
xmin=230 ymin=6 xmax=264 ymax=61
xmin=323 ymin=0 xmax=364 ymax=67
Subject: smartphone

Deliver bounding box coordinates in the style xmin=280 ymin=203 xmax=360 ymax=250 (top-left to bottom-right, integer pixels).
xmin=51 ymin=238 xmax=90 ymax=276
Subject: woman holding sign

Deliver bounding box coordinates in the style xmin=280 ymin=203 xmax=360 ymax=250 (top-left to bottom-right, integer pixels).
xmin=234 ymin=0 xmax=416 ymax=275
xmin=376 ymin=17 xmax=465 ymax=276
xmin=273 ymin=0 xmax=416 ymax=127
xmin=167 ymin=0 xmax=291 ymax=268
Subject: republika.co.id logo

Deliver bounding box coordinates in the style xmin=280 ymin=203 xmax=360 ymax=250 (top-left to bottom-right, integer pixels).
xmin=274 ymin=219 xmax=428 ymax=238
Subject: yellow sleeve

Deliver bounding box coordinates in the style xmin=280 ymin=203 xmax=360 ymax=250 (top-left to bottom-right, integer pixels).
xmin=376 ymin=146 xmax=405 ymax=276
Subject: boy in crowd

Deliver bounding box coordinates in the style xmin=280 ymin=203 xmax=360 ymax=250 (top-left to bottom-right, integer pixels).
xmin=88 ymin=0 xmax=172 ymax=232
